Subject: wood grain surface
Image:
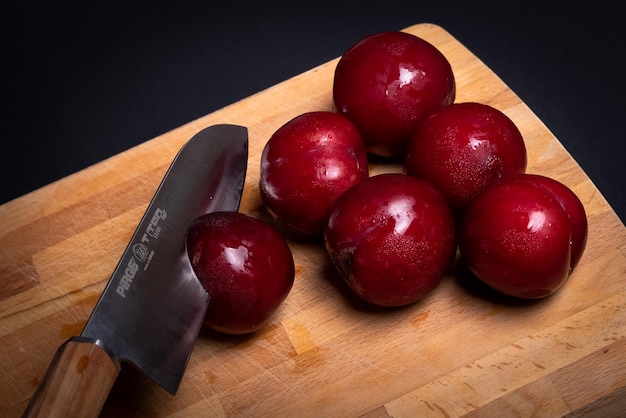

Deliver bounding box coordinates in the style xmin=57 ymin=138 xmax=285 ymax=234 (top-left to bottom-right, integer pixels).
xmin=1 ymin=23 xmax=625 ymax=417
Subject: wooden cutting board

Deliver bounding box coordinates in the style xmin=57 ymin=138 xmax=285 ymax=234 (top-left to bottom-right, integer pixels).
xmin=1 ymin=23 xmax=625 ymax=417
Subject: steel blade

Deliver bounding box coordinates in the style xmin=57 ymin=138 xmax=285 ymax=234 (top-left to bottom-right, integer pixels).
xmin=81 ymin=124 xmax=248 ymax=394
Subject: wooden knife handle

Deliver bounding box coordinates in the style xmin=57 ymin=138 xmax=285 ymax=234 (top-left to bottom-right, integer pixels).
xmin=23 ymin=337 xmax=121 ymax=418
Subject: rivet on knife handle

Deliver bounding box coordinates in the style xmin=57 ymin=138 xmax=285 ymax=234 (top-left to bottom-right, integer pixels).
xmin=23 ymin=337 xmax=120 ymax=418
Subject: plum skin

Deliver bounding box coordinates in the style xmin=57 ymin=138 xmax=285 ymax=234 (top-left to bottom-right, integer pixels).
xmin=186 ymin=211 xmax=295 ymax=335
xmin=259 ymin=111 xmax=369 ymax=236
xmin=333 ymin=31 xmax=456 ymax=159
xmin=404 ymin=102 xmax=527 ymax=213
xmin=505 ymin=173 xmax=587 ymax=271
xmin=324 ymin=173 xmax=456 ymax=307
xmin=458 ymin=175 xmax=576 ymax=299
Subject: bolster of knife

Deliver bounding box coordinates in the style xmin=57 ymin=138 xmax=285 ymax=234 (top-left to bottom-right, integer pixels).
xmin=23 ymin=336 xmax=121 ymax=418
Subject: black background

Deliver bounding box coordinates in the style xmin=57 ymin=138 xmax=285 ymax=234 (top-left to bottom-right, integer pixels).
xmin=3 ymin=1 xmax=624 ymax=223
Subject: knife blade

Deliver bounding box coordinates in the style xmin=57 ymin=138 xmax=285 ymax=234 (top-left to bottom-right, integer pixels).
xmin=23 ymin=124 xmax=248 ymax=418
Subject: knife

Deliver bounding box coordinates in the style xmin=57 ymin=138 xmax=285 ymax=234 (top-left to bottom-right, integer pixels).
xmin=23 ymin=124 xmax=249 ymax=418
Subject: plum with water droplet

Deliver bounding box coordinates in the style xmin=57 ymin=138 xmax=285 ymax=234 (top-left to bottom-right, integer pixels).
xmin=333 ymin=31 xmax=456 ymax=159
xmin=404 ymin=102 xmax=527 ymax=213
xmin=458 ymin=174 xmax=586 ymax=299
xmin=186 ymin=211 xmax=295 ymax=334
xmin=324 ymin=173 xmax=456 ymax=307
xmin=259 ymin=111 xmax=369 ymax=236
